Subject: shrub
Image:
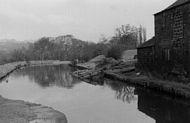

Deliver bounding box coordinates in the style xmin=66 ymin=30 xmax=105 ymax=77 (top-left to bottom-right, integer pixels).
xmin=106 ymin=45 xmax=123 ymax=60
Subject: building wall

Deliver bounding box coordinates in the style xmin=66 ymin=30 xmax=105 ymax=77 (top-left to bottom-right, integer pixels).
xmin=137 ymin=47 xmax=154 ymax=67
xmin=155 ymin=4 xmax=190 ymax=75
xmin=183 ymin=4 xmax=190 ymax=75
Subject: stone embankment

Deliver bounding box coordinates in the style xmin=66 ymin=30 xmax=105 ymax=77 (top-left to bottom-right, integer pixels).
xmin=0 ymin=61 xmax=68 ymax=123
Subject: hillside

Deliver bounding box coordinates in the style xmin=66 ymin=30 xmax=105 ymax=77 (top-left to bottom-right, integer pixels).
xmin=49 ymin=35 xmax=87 ymax=47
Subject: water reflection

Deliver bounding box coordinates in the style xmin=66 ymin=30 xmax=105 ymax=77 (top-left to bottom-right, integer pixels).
xmin=2 ymin=64 xmax=190 ymax=123
xmin=85 ymin=79 xmax=137 ymax=103
xmin=13 ymin=65 xmax=80 ymax=89
xmin=105 ymin=80 xmax=137 ymax=103
xmin=86 ymin=79 xmax=190 ymax=123
xmin=137 ymin=88 xmax=190 ymax=123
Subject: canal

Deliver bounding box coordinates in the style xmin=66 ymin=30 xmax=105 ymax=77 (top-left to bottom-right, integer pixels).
xmin=0 ymin=64 xmax=190 ymax=123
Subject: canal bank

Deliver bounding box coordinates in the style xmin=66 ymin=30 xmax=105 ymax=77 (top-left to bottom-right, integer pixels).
xmin=104 ymin=71 xmax=190 ymax=98
xmin=0 ymin=61 xmax=70 ymax=123
xmin=0 ymin=95 xmax=67 ymax=123
xmin=72 ymin=56 xmax=190 ymax=99
xmin=0 ymin=62 xmax=27 ymax=81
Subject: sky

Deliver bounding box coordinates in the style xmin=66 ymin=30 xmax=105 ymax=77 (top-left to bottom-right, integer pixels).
xmin=0 ymin=0 xmax=176 ymax=42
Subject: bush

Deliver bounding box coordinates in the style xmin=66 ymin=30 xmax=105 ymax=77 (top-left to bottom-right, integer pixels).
xmin=106 ymin=45 xmax=123 ymax=60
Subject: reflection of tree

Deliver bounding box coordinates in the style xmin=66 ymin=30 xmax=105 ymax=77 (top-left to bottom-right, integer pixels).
xmin=103 ymin=80 xmax=137 ymax=103
xmin=13 ymin=65 xmax=80 ymax=89
xmin=115 ymin=86 xmax=136 ymax=103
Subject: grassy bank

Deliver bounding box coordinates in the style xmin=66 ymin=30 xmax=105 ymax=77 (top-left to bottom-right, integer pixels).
xmin=0 ymin=95 xmax=67 ymax=123
xmin=104 ymin=71 xmax=190 ymax=98
xmin=0 ymin=62 xmax=27 ymax=80
xmin=29 ymin=60 xmax=71 ymax=66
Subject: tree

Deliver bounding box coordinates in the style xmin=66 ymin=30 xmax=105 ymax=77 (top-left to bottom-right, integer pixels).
xmin=99 ymin=34 xmax=108 ymax=44
xmin=11 ymin=49 xmax=25 ymax=61
xmin=106 ymin=45 xmax=123 ymax=60
xmin=138 ymin=25 xmax=147 ymax=46
xmin=110 ymin=24 xmax=139 ymax=50
xmin=143 ymin=27 xmax=147 ymax=43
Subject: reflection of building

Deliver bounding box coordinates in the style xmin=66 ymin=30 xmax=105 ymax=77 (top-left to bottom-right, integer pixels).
xmin=136 ymin=88 xmax=190 ymax=123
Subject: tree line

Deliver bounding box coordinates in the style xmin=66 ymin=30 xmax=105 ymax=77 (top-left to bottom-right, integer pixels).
xmin=0 ymin=24 xmax=146 ymax=64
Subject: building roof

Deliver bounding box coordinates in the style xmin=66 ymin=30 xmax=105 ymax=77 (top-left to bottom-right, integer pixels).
xmin=137 ymin=37 xmax=155 ymax=49
xmin=155 ymin=0 xmax=190 ymax=15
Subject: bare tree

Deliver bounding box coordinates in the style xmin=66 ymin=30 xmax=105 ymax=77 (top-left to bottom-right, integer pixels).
xmin=115 ymin=24 xmax=137 ymax=38
xmin=143 ymin=27 xmax=147 ymax=43
xmin=138 ymin=25 xmax=147 ymax=46
xmin=113 ymin=24 xmax=138 ymax=49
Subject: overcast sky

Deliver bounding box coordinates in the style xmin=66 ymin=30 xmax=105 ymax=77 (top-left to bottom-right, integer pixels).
xmin=0 ymin=0 xmax=176 ymax=42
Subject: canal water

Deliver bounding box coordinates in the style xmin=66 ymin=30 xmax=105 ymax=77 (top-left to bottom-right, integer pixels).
xmin=0 ymin=65 xmax=190 ymax=123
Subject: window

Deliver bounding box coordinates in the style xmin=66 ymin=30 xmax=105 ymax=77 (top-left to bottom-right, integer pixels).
xmin=164 ymin=49 xmax=170 ymax=61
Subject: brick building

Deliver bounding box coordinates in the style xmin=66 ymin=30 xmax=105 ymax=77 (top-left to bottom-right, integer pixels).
xmin=138 ymin=0 xmax=190 ymax=76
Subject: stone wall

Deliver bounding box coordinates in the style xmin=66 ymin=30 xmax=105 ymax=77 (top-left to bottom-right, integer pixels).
xmin=137 ymin=47 xmax=154 ymax=67
xmin=183 ymin=4 xmax=190 ymax=76
xmin=154 ymin=3 xmax=190 ymax=76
